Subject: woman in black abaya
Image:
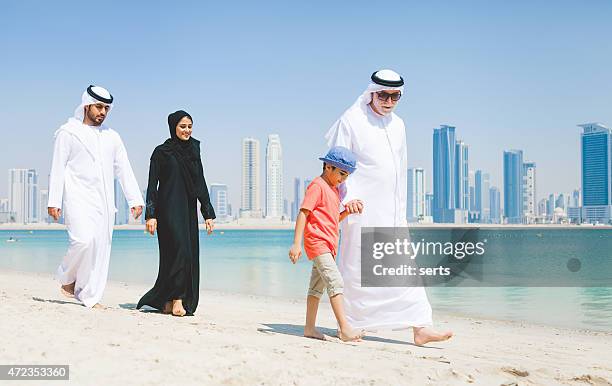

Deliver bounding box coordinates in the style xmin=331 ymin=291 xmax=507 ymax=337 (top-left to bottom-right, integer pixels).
xmin=137 ymin=110 xmax=215 ymax=316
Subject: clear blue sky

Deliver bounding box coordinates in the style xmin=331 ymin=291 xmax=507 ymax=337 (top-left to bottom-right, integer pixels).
xmin=1 ymin=1 xmax=611 ymax=211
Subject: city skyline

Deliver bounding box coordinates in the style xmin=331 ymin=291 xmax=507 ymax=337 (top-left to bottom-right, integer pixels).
xmin=2 ymin=2 xmax=611 ymax=215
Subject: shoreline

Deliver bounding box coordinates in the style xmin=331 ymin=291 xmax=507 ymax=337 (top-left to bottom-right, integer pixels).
xmin=1 ymin=269 xmax=611 ymax=385
xmin=1 ymin=223 xmax=611 ymax=231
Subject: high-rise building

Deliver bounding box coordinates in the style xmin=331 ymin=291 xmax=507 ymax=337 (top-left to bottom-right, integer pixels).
xmin=39 ymin=189 xmax=49 ymax=223
xmin=503 ymin=150 xmax=524 ymax=224
xmin=579 ymin=123 xmax=612 ymax=224
xmin=571 ymin=189 xmax=581 ymax=208
xmin=538 ymin=198 xmax=548 ymax=221
xmin=433 ymin=125 xmax=468 ymax=223
xmin=209 ymin=183 xmax=229 ymax=222
xmin=489 ymin=186 xmax=501 ymax=224
xmin=407 ymin=168 xmax=426 ymax=223
xmin=240 ymin=137 xmax=262 ymax=218
xmin=455 ymin=141 xmax=469 ymax=211
xmin=291 ymin=177 xmax=302 ymax=221
xmin=425 ymin=193 xmax=434 ymax=217
xmin=8 ymin=168 xmax=39 ymax=223
xmin=114 ymin=178 xmax=130 ymax=225
xmin=547 ymin=193 xmax=557 ymax=220
xmin=522 ymin=162 xmax=537 ymax=224
xmin=474 ymin=170 xmax=490 ymax=223
xmin=265 ymin=134 xmax=283 ymax=219
xmin=0 ymin=198 xmax=9 ymax=223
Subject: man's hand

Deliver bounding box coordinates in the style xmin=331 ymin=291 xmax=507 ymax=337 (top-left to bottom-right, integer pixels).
xmin=146 ymin=218 xmax=157 ymax=235
xmin=289 ymin=244 xmax=302 ymax=264
xmin=48 ymin=207 xmax=61 ymax=222
xmin=131 ymin=206 xmax=143 ymax=220
xmin=344 ymin=199 xmax=364 ymax=214
xmin=205 ymin=219 xmax=215 ymax=235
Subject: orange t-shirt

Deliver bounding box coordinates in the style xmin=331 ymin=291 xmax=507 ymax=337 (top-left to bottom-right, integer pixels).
xmin=301 ymin=177 xmax=342 ymax=260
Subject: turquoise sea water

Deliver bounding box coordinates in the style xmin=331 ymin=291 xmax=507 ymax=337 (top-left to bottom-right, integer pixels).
xmin=1 ymin=229 xmax=611 ymax=331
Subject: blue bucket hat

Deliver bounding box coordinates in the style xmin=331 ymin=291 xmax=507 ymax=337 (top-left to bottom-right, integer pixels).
xmin=319 ymin=146 xmax=357 ymax=174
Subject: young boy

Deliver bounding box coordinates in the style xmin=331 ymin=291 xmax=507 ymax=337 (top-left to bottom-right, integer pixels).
xmin=289 ymin=146 xmax=364 ymax=342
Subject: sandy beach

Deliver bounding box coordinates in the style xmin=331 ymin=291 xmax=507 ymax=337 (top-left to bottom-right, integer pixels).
xmin=1 ymin=270 xmax=611 ymax=385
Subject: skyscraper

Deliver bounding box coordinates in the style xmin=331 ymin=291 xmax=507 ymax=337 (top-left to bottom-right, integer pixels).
xmin=114 ymin=178 xmax=130 ymax=225
xmin=39 ymin=189 xmax=49 ymax=223
xmin=8 ymin=168 xmax=39 ymax=223
xmin=489 ymin=186 xmax=501 ymax=224
xmin=265 ymin=134 xmax=283 ymax=219
xmin=433 ymin=125 xmax=467 ymax=223
xmin=455 ymin=140 xmax=469 ymax=211
xmin=579 ymin=123 xmax=612 ymax=224
xmin=240 ymin=137 xmax=262 ymax=218
xmin=522 ymin=161 xmax=537 ymax=224
xmin=291 ymin=177 xmax=302 ymax=221
xmin=503 ymin=150 xmax=524 ymax=224
xmin=407 ymin=168 xmax=426 ymax=223
xmin=425 ymin=193 xmax=434 ymax=217
xmin=474 ymin=170 xmax=490 ymax=223
xmin=209 ymin=183 xmax=229 ymax=221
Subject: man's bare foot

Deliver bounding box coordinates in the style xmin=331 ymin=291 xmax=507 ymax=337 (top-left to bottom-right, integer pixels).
xmin=304 ymin=326 xmax=326 ymax=341
xmin=413 ymin=327 xmax=453 ymax=346
xmin=337 ymin=327 xmax=365 ymax=342
xmin=92 ymin=303 xmax=106 ymax=310
xmin=162 ymin=301 xmax=172 ymax=314
xmin=60 ymin=282 xmax=75 ymax=298
xmin=172 ymin=299 xmax=186 ymax=317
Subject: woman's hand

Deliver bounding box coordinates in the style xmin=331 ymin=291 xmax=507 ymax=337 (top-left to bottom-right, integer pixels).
xmin=205 ymin=219 xmax=215 ymax=235
xmin=146 ymin=219 xmax=157 ymax=235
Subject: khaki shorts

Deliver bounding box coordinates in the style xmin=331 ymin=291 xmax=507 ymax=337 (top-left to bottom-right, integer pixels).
xmin=308 ymin=252 xmax=344 ymax=299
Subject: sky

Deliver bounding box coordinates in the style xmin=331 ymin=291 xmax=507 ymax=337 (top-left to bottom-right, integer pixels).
xmin=1 ymin=1 xmax=611 ymax=212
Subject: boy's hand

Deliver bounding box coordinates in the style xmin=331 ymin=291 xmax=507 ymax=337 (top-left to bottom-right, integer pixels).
xmin=288 ymin=244 xmax=302 ymax=264
xmin=345 ymin=199 xmax=364 ymax=214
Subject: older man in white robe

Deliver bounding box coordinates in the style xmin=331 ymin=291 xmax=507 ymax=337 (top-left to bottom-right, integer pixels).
xmin=326 ymin=70 xmax=453 ymax=345
xmin=48 ymin=85 xmax=144 ymax=309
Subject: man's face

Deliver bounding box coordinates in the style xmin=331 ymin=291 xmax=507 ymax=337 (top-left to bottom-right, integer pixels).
xmin=85 ymin=103 xmax=110 ymax=126
xmin=175 ymin=116 xmax=193 ymax=141
xmin=370 ymin=90 xmax=401 ymax=116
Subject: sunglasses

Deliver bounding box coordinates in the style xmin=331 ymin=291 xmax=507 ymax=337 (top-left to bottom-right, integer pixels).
xmin=376 ymin=91 xmax=402 ymax=102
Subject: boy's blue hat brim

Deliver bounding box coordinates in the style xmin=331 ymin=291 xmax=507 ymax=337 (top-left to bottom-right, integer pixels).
xmin=319 ymin=157 xmax=356 ymax=174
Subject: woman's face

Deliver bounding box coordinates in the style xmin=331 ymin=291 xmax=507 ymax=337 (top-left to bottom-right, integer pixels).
xmin=175 ymin=116 xmax=193 ymax=141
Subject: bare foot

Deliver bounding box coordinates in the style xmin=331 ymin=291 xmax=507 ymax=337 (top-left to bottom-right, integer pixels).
xmin=92 ymin=303 xmax=106 ymax=310
xmin=60 ymin=282 xmax=75 ymax=298
xmin=172 ymin=299 xmax=186 ymax=317
xmin=413 ymin=327 xmax=453 ymax=346
xmin=304 ymin=326 xmax=326 ymax=341
xmin=162 ymin=301 xmax=172 ymax=314
xmin=337 ymin=327 xmax=365 ymax=342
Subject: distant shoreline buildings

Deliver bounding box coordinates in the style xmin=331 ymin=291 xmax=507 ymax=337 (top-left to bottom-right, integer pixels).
xmin=3 ymin=123 xmax=611 ymax=225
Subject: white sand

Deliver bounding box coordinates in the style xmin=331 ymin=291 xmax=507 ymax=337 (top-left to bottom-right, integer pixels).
xmin=1 ymin=269 xmax=611 ymax=385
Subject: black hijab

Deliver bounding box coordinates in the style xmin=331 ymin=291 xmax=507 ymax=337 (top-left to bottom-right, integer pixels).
xmin=161 ymin=110 xmax=200 ymax=199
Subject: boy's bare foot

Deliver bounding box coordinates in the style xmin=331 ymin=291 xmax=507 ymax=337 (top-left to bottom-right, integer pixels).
xmin=304 ymin=327 xmax=326 ymax=341
xmin=162 ymin=301 xmax=172 ymax=314
xmin=413 ymin=327 xmax=453 ymax=346
xmin=60 ymin=282 xmax=75 ymax=298
xmin=172 ymin=299 xmax=186 ymax=317
xmin=338 ymin=327 xmax=365 ymax=342
xmin=92 ymin=303 xmax=106 ymax=310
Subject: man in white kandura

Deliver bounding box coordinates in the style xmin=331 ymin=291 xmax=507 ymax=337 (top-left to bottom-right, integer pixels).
xmin=325 ymin=70 xmax=453 ymax=345
xmin=48 ymin=85 xmax=144 ymax=309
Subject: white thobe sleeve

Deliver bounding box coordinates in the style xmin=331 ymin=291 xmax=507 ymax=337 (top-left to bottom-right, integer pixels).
xmin=48 ymin=131 xmax=72 ymax=209
xmin=325 ymin=118 xmax=358 ymax=206
xmin=113 ymin=135 xmax=144 ymax=208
